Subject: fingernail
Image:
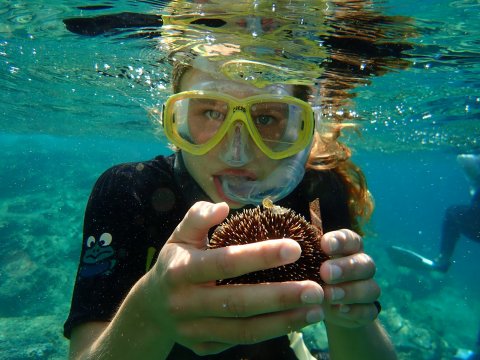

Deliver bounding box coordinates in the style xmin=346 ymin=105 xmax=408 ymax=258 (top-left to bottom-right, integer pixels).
xmin=329 ymin=264 xmax=342 ymax=281
xmin=339 ymin=304 xmax=350 ymax=313
xmin=306 ymin=308 xmax=324 ymax=323
xmin=301 ymin=288 xmax=323 ymax=304
xmin=280 ymin=243 xmax=300 ymax=263
xmin=213 ymin=202 xmax=227 ymax=210
xmin=329 ymin=237 xmax=339 ymax=252
xmin=331 ymin=287 xmax=345 ymax=302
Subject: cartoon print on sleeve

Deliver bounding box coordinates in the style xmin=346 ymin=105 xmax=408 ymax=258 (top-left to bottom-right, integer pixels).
xmin=79 ymin=232 xmax=117 ymax=278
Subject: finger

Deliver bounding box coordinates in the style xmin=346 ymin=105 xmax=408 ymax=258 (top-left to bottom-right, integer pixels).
xmin=321 ymin=229 xmax=363 ymax=256
xmin=323 ymin=279 xmax=380 ymax=305
xmin=169 ymin=201 xmax=229 ymax=248
xmin=170 ymin=281 xmax=324 ymax=318
xmin=175 ymin=238 xmax=302 ymax=284
xmin=177 ymin=306 xmax=325 ymax=346
xmin=320 ymin=253 xmax=376 ymax=284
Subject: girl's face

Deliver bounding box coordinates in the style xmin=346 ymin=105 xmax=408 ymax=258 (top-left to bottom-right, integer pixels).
xmin=179 ymin=68 xmax=294 ymax=208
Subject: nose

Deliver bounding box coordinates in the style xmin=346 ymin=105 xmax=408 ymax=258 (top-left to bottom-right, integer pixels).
xmin=219 ymin=122 xmax=253 ymax=167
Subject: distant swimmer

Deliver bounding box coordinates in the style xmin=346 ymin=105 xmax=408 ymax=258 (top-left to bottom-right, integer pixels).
xmin=388 ymin=153 xmax=480 ymax=360
xmin=388 ymin=153 xmax=480 ymax=272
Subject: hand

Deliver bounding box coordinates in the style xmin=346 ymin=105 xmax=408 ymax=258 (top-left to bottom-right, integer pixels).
xmin=145 ymin=201 xmax=325 ymax=355
xmin=319 ymin=229 xmax=380 ymax=328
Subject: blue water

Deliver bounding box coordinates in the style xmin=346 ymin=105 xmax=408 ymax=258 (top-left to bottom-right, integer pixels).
xmin=1 ymin=0 xmax=479 ymax=359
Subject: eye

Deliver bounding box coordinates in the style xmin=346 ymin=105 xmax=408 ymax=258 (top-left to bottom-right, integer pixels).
xmin=255 ymin=115 xmax=275 ymax=126
xmin=250 ymin=103 xmax=285 ymax=126
xmin=99 ymin=233 xmax=113 ymax=247
xmin=86 ymin=236 xmax=96 ymax=248
xmin=204 ymin=109 xmax=225 ymax=121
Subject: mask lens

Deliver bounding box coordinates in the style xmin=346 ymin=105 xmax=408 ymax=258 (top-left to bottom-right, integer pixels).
xmin=171 ymin=96 xmax=230 ymax=145
xmin=249 ymin=101 xmax=304 ymax=152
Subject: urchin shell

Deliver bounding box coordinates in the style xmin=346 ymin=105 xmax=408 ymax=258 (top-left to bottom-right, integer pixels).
xmin=208 ymin=206 xmax=328 ymax=285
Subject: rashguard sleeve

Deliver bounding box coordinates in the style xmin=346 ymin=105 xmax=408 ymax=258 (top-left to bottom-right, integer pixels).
xmin=64 ymin=164 xmax=151 ymax=338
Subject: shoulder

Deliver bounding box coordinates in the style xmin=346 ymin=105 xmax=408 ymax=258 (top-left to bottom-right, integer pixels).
xmin=87 ymin=154 xmax=176 ymax=210
xmin=93 ymin=155 xmax=174 ymax=192
xmin=98 ymin=154 xmax=174 ymax=183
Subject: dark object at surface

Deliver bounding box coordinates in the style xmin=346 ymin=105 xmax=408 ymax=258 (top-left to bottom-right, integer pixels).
xmin=63 ymin=12 xmax=163 ymax=36
xmin=76 ymin=5 xmax=114 ymax=11
xmin=209 ymin=204 xmax=327 ymax=285
xmin=63 ymin=12 xmax=226 ymax=36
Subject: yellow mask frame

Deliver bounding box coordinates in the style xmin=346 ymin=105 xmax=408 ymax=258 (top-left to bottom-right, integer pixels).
xmin=161 ymin=90 xmax=315 ymax=160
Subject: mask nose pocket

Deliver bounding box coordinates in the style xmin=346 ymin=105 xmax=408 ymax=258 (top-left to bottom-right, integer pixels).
xmin=219 ymin=122 xmax=253 ymax=167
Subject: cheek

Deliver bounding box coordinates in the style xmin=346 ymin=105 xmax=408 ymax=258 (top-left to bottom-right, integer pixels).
xmin=182 ymin=151 xmax=224 ymax=202
xmin=253 ymin=154 xmax=278 ymax=175
xmin=182 ymin=152 xmax=213 ymax=182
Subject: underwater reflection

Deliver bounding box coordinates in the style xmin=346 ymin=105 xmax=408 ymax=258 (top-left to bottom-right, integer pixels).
xmin=64 ymin=0 xmax=416 ymax=124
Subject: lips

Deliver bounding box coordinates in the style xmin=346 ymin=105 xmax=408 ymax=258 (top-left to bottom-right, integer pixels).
xmin=213 ymin=169 xmax=257 ymax=203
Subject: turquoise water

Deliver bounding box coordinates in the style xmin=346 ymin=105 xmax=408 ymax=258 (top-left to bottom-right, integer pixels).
xmin=1 ymin=1 xmax=479 ymax=359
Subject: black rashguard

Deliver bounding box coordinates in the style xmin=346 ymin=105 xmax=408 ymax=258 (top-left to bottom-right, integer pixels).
xmin=64 ymin=153 xmax=352 ymax=359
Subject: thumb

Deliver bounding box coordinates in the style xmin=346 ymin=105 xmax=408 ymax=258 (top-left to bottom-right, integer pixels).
xmin=168 ymin=201 xmax=229 ymax=249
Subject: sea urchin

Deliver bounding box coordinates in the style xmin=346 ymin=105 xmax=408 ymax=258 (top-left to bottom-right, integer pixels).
xmin=208 ymin=200 xmax=328 ymax=285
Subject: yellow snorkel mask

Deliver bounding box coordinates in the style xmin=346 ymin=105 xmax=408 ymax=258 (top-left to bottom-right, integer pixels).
xmin=162 ymin=90 xmax=314 ymax=160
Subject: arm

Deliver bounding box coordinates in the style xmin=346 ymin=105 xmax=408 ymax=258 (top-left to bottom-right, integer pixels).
xmin=68 ymin=202 xmax=327 ymax=359
xmin=319 ymin=229 xmax=397 ymax=360
xmin=68 ymin=275 xmax=174 ymax=359
xmin=325 ymin=321 xmax=395 ymax=360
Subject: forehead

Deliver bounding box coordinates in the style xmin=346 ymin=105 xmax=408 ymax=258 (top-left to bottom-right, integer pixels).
xmin=179 ymin=68 xmax=294 ymax=97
